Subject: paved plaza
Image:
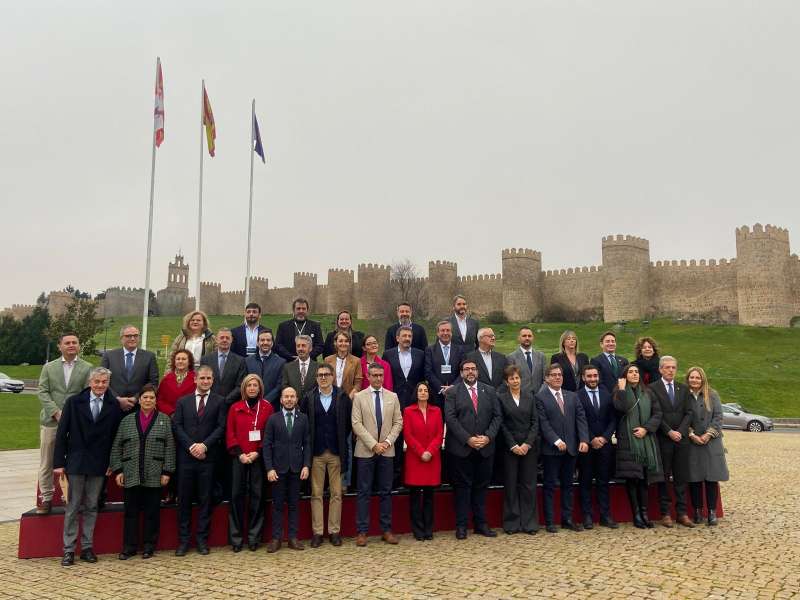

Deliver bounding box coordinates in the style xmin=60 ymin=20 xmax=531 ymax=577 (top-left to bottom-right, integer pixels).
xmin=0 ymin=431 xmax=798 ymax=599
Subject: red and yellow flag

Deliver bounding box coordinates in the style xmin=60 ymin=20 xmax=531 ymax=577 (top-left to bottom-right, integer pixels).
xmin=202 ymin=83 xmax=216 ymax=157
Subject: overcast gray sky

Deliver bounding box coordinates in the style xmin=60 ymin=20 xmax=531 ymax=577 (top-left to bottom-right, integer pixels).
xmin=2 ymin=1 xmax=798 ymax=309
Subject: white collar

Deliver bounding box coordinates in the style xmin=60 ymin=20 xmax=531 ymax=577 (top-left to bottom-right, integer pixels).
xmin=548 ymin=386 xmax=562 ymax=396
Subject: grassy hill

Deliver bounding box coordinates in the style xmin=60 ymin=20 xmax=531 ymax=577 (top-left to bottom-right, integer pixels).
xmin=3 ymin=315 xmax=799 ymax=417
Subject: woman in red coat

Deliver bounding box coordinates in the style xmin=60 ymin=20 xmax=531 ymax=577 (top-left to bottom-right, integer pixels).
xmin=156 ymin=350 xmax=195 ymax=417
xmin=403 ymin=381 xmax=443 ymax=541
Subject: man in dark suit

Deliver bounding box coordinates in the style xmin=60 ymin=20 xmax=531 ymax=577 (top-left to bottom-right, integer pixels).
xmin=245 ymin=329 xmax=285 ymax=409
xmin=263 ymin=386 xmax=311 ymax=552
xmin=322 ymin=310 xmax=365 ymax=358
xmin=101 ymin=324 xmax=159 ymax=410
xmin=650 ymin=355 xmax=695 ymax=528
xmin=467 ymin=327 xmax=508 ymax=389
xmin=172 ymin=365 xmax=227 ymax=556
xmin=275 ymin=297 xmax=324 ymax=361
xmin=444 ymin=358 xmax=502 ymax=540
xmin=201 ymin=327 xmax=247 ymax=406
xmin=53 ymin=367 xmax=123 ymax=566
xmin=536 ymin=363 xmax=590 ymax=533
xmin=424 ymin=320 xmax=464 ymax=408
xmin=385 ymin=302 xmax=428 ymax=352
xmin=590 ymin=330 xmax=629 ymax=393
xmin=506 ymin=327 xmax=546 ymax=392
xmin=230 ymin=302 xmax=268 ymax=358
xmin=281 ymin=334 xmax=319 ymax=401
xmin=576 ymin=364 xmax=618 ymax=529
xmin=448 ymin=295 xmax=479 ymax=351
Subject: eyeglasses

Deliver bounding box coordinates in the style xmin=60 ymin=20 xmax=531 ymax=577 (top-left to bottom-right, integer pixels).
xmin=123 ymin=334 xmax=140 ymax=338
xmin=317 ymin=373 xmax=332 ymax=378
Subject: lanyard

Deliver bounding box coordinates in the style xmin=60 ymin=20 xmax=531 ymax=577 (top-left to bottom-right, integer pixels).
xmin=294 ymin=320 xmax=307 ymax=336
xmin=252 ymin=401 xmax=261 ymax=430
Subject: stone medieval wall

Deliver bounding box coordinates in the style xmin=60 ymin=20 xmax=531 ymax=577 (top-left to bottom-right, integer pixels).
xmin=649 ymin=259 xmax=739 ymax=322
xmin=456 ymin=274 xmax=503 ymax=318
xmin=542 ymin=266 xmax=604 ymax=321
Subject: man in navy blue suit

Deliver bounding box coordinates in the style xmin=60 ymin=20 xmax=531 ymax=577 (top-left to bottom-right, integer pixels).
xmin=576 ymin=364 xmax=618 ymax=529
xmin=230 ymin=303 xmax=268 ymax=358
xmin=590 ymin=330 xmax=629 ymax=393
xmin=245 ymin=330 xmax=285 ymax=409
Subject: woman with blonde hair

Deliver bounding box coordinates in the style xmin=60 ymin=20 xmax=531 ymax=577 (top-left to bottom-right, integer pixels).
xmin=550 ymin=330 xmax=589 ymax=392
xmin=685 ymin=366 xmax=729 ymax=526
xmin=170 ymin=310 xmax=216 ymax=365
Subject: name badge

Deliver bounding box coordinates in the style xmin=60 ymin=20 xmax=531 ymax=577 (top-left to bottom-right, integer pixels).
xmin=249 ymin=430 xmax=261 ymax=442
xmin=441 ymin=365 xmax=452 ymax=375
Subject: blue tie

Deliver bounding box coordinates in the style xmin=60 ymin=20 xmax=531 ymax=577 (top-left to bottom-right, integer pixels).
xmin=442 ymin=345 xmax=450 ymax=365
xmin=218 ymin=352 xmax=227 ymax=375
xmin=91 ymin=397 xmax=101 ymax=421
xmin=374 ymin=390 xmax=383 ymax=437
xmin=525 ymin=351 xmax=533 ymax=373
xmin=125 ymin=352 xmax=134 ymax=379
xmin=667 ymin=382 xmax=675 ymax=407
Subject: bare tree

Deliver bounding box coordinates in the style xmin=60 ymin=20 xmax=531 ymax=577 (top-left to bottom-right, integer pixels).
xmin=389 ymin=259 xmax=428 ymax=318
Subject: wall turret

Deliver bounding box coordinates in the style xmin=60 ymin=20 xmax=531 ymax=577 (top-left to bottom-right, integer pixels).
xmin=292 ymin=272 xmax=318 ymax=312
xmin=501 ymin=248 xmax=542 ymax=321
xmin=426 ymin=260 xmax=458 ymax=318
xmin=357 ymin=264 xmax=391 ymax=319
xmin=735 ymin=224 xmax=792 ymax=326
xmin=601 ymin=235 xmax=650 ymax=322
xmin=326 ymin=268 xmax=356 ymax=314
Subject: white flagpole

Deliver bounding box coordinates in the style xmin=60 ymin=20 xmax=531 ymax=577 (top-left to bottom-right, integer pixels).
xmin=245 ymin=99 xmax=255 ymax=304
xmin=141 ymin=57 xmax=160 ymax=350
xmin=195 ymin=80 xmax=205 ymax=310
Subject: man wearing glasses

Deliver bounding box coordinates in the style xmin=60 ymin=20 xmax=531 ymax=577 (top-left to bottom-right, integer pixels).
xmin=101 ymin=324 xmax=159 ymax=411
xmin=466 ymin=328 xmax=508 ymax=389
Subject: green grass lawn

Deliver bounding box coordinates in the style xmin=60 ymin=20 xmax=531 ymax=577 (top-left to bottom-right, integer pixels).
xmin=0 ymin=393 xmax=40 ymax=450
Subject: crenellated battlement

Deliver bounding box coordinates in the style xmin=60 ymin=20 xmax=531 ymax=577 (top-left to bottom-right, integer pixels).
xmin=200 ymin=281 xmax=222 ymax=289
xmin=328 ymin=268 xmax=354 ymax=276
xmin=458 ymin=273 xmax=501 ymax=283
xmin=502 ymin=248 xmax=541 ymax=260
xmin=601 ymin=234 xmax=650 ymax=251
xmin=293 ymin=272 xmax=318 ymax=280
xmin=650 ymin=258 xmax=736 ymax=269
xmin=429 ymin=260 xmax=457 ymax=269
xmin=357 ymin=263 xmax=391 ymax=273
xmin=736 ymin=223 xmax=789 ymax=244
xmin=544 ymin=265 xmax=602 ymax=277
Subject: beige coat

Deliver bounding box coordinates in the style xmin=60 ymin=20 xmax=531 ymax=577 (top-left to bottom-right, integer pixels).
xmin=352 ymin=386 xmax=402 ymax=458
xmin=324 ymin=354 xmax=363 ymax=398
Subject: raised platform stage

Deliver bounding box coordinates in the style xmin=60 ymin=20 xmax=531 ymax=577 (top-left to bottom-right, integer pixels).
xmin=19 ymin=482 xmax=723 ymax=559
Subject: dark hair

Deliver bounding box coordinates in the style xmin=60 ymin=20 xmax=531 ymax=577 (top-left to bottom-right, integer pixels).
xmin=581 ymin=363 xmax=599 ymax=376
xmin=415 ymin=381 xmax=431 ymax=400
xmin=138 ymin=383 xmax=157 ymax=398
xmin=257 ymin=328 xmax=273 ymax=341
xmin=367 ymin=362 xmax=385 ymax=373
xmin=316 ymin=363 xmax=334 ymax=376
xmin=170 ymin=349 xmax=195 ymax=371
xmin=396 ymin=325 xmax=413 ymax=338
xmin=620 ymin=363 xmax=643 ymax=387
xmin=599 ymin=330 xmax=616 ymax=342
xmin=292 ymin=297 xmax=309 ymax=310
xmin=362 ymin=334 xmax=378 ymax=349
xmin=336 ymin=310 xmax=352 ymax=322
xmin=397 ymin=301 xmax=412 ymax=310
xmin=545 ymin=363 xmax=563 ymax=377
xmin=503 ymin=364 xmax=521 ymax=381
xmin=334 ymin=330 xmax=352 ymax=343
xmin=59 ymin=331 xmax=79 ymax=342
xmin=459 ymin=358 xmax=478 ymax=371
xmin=634 ymin=336 xmax=659 ymax=360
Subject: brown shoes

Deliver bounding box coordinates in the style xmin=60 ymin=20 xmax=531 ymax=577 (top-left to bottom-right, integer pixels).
xmin=660 ymin=515 xmax=674 ymax=528
xmin=355 ymin=533 xmax=368 ymax=547
xmin=382 ymin=531 xmax=399 ymax=545
xmin=287 ymin=538 xmax=304 ymax=550
xmin=266 ymin=540 xmax=281 ymax=553
xmin=36 ymin=500 xmax=52 ymax=515
xmin=676 ymin=514 xmax=696 ymax=528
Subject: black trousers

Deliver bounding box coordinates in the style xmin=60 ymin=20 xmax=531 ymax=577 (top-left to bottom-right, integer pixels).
xmin=122 ymin=486 xmax=161 ymax=553
xmin=503 ymin=448 xmax=539 ymax=532
xmin=577 ymin=444 xmax=613 ymax=519
xmin=689 ymin=481 xmax=719 ymax=513
xmin=271 ymin=470 xmax=301 ymax=540
xmin=409 ymin=486 xmax=434 ymax=538
xmin=449 ymin=451 xmax=493 ymax=530
xmin=177 ymin=460 xmax=215 ymax=545
xmin=658 ymin=439 xmax=688 ymax=516
xmin=542 ymin=453 xmax=576 ymax=525
xmin=356 ymin=456 xmax=393 ymax=534
xmin=229 ymin=456 xmax=266 ymax=546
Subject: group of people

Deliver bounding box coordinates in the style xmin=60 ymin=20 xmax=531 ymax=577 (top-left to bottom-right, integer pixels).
xmin=38 ymin=295 xmax=729 ymax=567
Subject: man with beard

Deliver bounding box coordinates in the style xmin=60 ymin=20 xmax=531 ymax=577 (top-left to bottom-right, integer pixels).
xmin=275 ymin=298 xmax=324 ymax=361
xmin=231 ymin=303 xmax=268 ymax=358
xmin=448 ymin=295 xmax=479 ymax=351
xmin=384 ymin=302 xmax=428 ymax=352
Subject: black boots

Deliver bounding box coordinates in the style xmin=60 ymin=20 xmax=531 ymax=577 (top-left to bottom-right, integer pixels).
xmin=637 ymin=482 xmax=654 ymax=528
xmin=626 ymin=481 xmax=646 ymax=529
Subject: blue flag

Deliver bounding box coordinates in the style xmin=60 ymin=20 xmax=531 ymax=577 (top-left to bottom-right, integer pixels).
xmin=253 ymin=111 xmax=265 ymax=163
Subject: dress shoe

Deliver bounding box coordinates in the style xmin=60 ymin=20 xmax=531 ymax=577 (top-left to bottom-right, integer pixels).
xmin=545 ymin=524 xmax=558 ymax=534
xmin=561 ymin=520 xmax=583 ymax=532
xmin=355 ymin=533 xmax=368 ymax=547
xmin=474 ymin=526 xmax=497 ymax=537
xmin=36 ymin=500 xmax=52 ymax=515
xmin=232 ymin=544 xmax=243 ymax=553
xmin=310 ymin=534 xmax=323 ymax=548
xmin=248 ymin=542 xmax=259 ymax=552
xmin=599 ymin=516 xmax=619 ymax=529
xmin=118 ymin=551 xmax=136 ymax=560
xmin=61 ymin=552 xmax=75 ymax=567
xmin=382 ymin=531 xmax=399 ymax=545
xmin=693 ymin=509 xmax=703 ymax=525
xmin=660 ymin=515 xmax=674 ymax=528
xmin=640 ymin=511 xmax=654 ymax=529
xmin=288 ymin=538 xmax=304 ymax=550
xmin=632 ymin=513 xmax=647 ymax=529
xmin=175 ymin=544 xmax=189 ymax=557
xmin=707 ymin=510 xmax=718 ymax=526
xmin=80 ymin=549 xmax=98 ymax=563
xmin=196 ymin=544 xmax=210 ymax=555
xmin=455 ymin=528 xmax=467 ymax=540
xmin=522 ymin=529 xmax=538 ymax=535
xmin=413 ymin=534 xmax=425 ymax=541
xmin=503 ymin=528 xmax=518 ymax=535
xmin=266 ymin=539 xmax=281 ymax=553
xmin=329 ymin=533 xmax=342 ymax=546
xmin=142 ymin=550 xmax=154 ymax=559
xmin=582 ymin=515 xmax=594 ymax=530
xmin=424 ymin=534 xmax=434 ymax=540
xmin=676 ymin=514 xmax=695 ymax=528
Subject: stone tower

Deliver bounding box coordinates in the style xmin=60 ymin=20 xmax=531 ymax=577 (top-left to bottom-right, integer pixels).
xmin=735 ymin=223 xmax=792 ymax=326
xmin=168 ymin=254 xmax=189 ymax=291
xmin=426 ymin=260 xmax=458 ymax=318
xmin=292 ymin=272 xmax=318 ymax=310
xmin=501 ymin=248 xmax=542 ymax=322
xmin=357 ymin=263 xmax=391 ymax=320
xmin=602 ymin=235 xmax=650 ymax=322
xmin=199 ymin=281 xmax=222 ymax=315
xmin=327 ymin=269 xmax=355 ymax=314
xmin=156 ymin=254 xmax=190 ymax=316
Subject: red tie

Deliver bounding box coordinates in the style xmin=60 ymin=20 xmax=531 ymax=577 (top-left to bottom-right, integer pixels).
xmin=198 ymin=394 xmax=207 ymax=418
xmin=555 ymin=390 xmax=564 ymax=415
xmin=470 ymin=386 xmax=478 ymax=413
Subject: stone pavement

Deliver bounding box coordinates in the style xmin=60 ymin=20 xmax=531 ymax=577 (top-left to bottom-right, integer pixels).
xmin=0 ymin=431 xmax=798 ymax=599
xmin=0 ymin=449 xmax=37 ymax=523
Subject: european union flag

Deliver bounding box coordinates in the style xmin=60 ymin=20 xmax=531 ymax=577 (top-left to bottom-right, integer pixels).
xmin=253 ymin=111 xmax=265 ymax=163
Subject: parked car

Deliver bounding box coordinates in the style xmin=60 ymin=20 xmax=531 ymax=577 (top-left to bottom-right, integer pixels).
xmin=0 ymin=372 xmax=25 ymax=393
xmin=721 ymin=403 xmax=773 ymax=432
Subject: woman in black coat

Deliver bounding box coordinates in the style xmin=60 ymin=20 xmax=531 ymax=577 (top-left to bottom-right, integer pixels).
xmin=613 ymin=364 xmax=663 ymax=529
xmin=632 ymin=336 xmax=661 ymax=387
xmin=550 ymin=330 xmax=589 ymax=392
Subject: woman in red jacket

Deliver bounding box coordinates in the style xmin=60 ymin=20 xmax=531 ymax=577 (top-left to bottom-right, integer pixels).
xmin=403 ymin=381 xmax=443 ymax=541
xmin=226 ymin=374 xmax=274 ymax=552
xmin=359 ymin=335 xmax=394 ymax=391
xmin=156 ymin=350 xmax=195 ymax=417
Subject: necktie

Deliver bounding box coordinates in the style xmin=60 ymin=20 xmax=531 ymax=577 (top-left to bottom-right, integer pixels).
xmin=218 ymin=352 xmax=227 ymax=375
xmin=470 ymin=386 xmax=478 ymax=413
xmin=197 ymin=394 xmax=207 ymax=418
xmin=286 ymin=411 xmax=294 ymax=434
xmin=374 ymin=390 xmax=383 ymax=436
xmin=525 ymin=351 xmax=533 ymax=373
xmin=125 ymin=352 xmax=134 ymax=379
xmin=591 ymin=390 xmax=599 ymax=411
xmin=300 ymin=362 xmax=307 ymax=387
xmin=555 ymin=390 xmax=565 ymax=415
xmin=609 ymin=354 xmax=618 ymax=377
xmin=667 ymin=382 xmax=675 ymax=407
xmin=91 ymin=397 xmax=101 ymax=421
xmin=442 ymin=345 xmax=450 ymax=365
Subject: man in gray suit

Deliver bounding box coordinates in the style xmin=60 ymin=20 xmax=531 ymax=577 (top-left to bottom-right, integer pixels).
xmin=101 ymin=325 xmax=159 ymax=409
xmin=281 ymin=335 xmax=319 ymax=401
xmin=506 ymin=327 xmax=546 ymax=392
xmin=448 ymin=295 xmax=479 ymax=351
xmin=37 ymin=332 xmax=92 ymax=513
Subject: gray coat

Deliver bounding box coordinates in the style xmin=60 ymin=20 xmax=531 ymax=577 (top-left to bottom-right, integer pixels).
xmin=686 ymin=390 xmax=730 ymax=483
xmin=506 ymin=348 xmax=546 ymax=392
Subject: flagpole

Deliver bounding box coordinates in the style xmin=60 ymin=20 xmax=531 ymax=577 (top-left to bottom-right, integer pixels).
xmin=195 ymin=80 xmax=205 ymax=311
xmin=141 ymin=57 xmax=160 ymax=351
xmin=245 ymin=99 xmax=256 ymax=305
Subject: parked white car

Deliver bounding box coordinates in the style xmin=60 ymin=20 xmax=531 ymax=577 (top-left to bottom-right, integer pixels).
xmin=0 ymin=372 xmax=25 ymax=393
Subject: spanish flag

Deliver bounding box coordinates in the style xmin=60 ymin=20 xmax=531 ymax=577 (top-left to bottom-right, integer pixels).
xmin=202 ymin=83 xmax=216 ymax=157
